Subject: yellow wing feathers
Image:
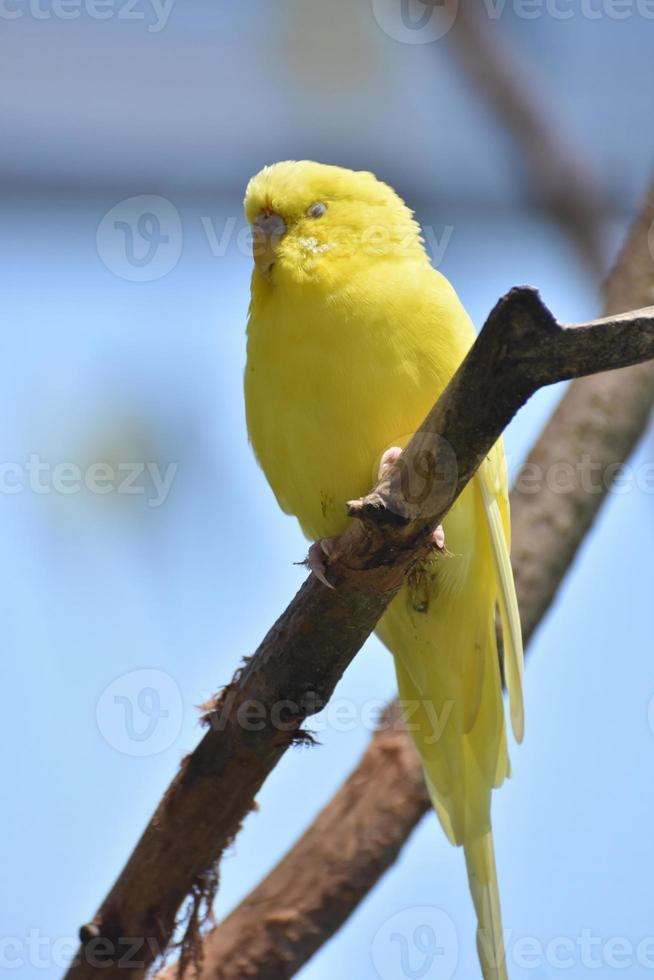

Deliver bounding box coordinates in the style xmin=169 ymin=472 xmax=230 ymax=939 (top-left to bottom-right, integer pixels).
xmin=479 ymin=453 xmax=525 ymax=744
xmin=244 ymin=160 xmax=524 ymax=980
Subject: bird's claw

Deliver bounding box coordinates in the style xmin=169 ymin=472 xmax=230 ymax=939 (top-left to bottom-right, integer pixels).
xmin=378 ymin=445 xmax=403 ymax=479
xmin=307 ymin=448 xmax=445 ymax=588
xmin=307 ymin=537 xmax=337 ymax=589
xmin=431 ymin=524 xmax=445 ymax=550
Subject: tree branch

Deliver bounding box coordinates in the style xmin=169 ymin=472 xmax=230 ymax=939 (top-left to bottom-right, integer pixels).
xmin=158 ymin=180 xmax=654 ymax=980
xmin=158 ymin=704 xmax=428 ymax=980
xmin=511 ymin=182 xmax=654 ymax=642
xmin=444 ymin=0 xmax=609 ymax=277
xmin=66 ymin=293 xmax=654 ymax=977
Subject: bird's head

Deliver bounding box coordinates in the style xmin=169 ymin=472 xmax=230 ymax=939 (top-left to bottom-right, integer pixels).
xmin=243 ymin=160 xmax=427 ymax=287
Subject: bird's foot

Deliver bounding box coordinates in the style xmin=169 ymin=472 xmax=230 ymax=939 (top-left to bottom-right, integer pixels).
xmin=431 ymin=524 xmax=446 ymax=550
xmin=379 ymin=446 xmax=445 ymax=551
xmin=378 ymin=445 xmax=403 ymax=478
xmin=306 ymin=537 xmax=338 ymax=589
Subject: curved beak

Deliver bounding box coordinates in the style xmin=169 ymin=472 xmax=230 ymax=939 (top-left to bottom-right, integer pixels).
xmin=251 ymin=211 xmax=286 ymax=277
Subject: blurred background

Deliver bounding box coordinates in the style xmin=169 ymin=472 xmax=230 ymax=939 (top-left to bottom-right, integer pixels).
xmin=1 ymin=2 xmax=653 ymax=977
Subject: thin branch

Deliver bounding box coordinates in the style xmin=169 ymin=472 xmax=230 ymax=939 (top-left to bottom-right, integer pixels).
xmin=445 ymin=0 xmax=609 ymax=277
xmin=159 ymin=179 xmax=654 ymax=980
xmin=65 ymin=298 xmax=654 ymax=977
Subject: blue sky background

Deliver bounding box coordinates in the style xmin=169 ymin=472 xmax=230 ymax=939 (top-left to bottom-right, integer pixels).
xmin=1 ymin=3 xmax=654 ymax=978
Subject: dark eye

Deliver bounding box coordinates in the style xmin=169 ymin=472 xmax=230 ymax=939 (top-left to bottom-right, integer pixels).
xmin=306 ymin=201 xmax=327 ymax=218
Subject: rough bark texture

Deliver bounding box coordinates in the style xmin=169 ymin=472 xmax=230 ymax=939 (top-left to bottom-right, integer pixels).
xmin=158 ymin=183 xmax=654 ymax=980
xmin=65 ymin=286 xmax=654 ymax=980
xmin=160 ymin=704 xmax=429 ymax=980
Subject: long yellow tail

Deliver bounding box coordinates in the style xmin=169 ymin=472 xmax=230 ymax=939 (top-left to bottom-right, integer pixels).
xmin=377 ymin=447 xmax=522 ymax=980
xmin=464 ymin=830 xmax=508 ymax=980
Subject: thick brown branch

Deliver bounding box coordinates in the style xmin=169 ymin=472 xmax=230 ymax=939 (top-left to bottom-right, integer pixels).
xmin=160 ymin=181 xmax=654 ymax=980
xmin=347 ymin=294 xmax=654 ymax=535
xmin=157 ymin=707 xmax=428 ymax=980
xmin=65 ymin=291 xmax=654 ymax=977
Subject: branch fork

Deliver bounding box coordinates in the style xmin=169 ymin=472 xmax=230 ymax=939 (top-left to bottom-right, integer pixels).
xmin=64 ymin=284 xmax=654 ymax=980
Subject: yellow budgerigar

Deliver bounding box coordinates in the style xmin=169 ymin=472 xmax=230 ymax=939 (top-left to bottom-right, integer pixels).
xmin=243 ymin=160 xmax=524 ymax=980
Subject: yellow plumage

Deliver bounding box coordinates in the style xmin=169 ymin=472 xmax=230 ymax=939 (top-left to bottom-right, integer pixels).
xmin=244 ymin=160 xmax=524 ymax=980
